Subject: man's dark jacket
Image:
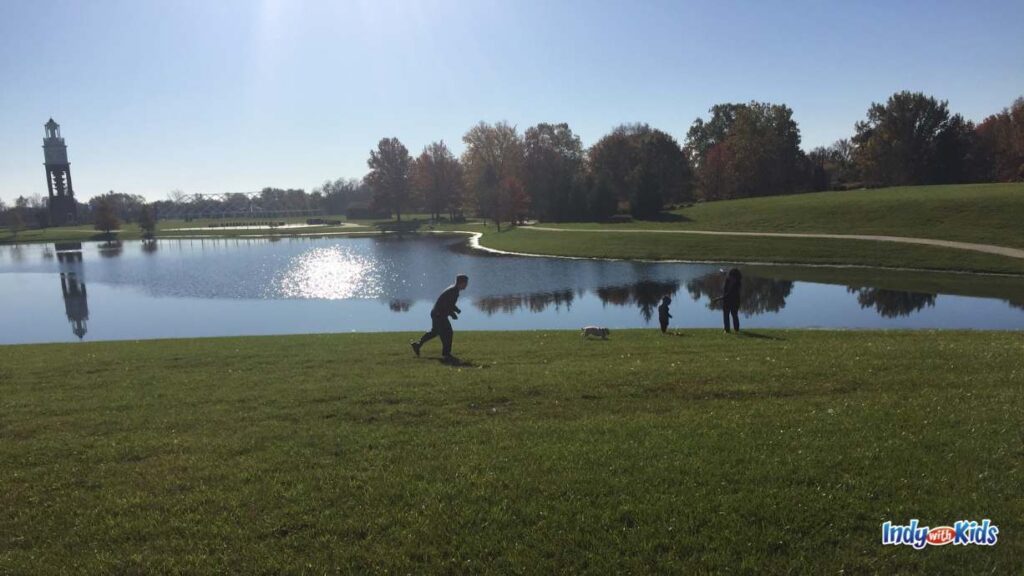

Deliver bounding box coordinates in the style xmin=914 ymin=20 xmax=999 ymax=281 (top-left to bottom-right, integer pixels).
xmin=431 ymin=284 xmax=462 ymax=319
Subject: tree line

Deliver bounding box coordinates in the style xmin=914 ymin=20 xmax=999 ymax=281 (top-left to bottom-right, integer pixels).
xmin=3 ymin=91 xmax=1022 ymax=232
xmin=358 ymin=91 xmax=1023 ymax=225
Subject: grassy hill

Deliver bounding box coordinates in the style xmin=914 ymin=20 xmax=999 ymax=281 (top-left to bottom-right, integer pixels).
xmin=1 ymin=330 xmax=1021 ymax=573
xmin=546 ymin=183 xmax=1024 ymax=248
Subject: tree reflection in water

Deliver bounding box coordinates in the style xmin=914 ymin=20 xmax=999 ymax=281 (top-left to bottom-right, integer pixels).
xmin=474 ymin=290 xmax=576 ymax=316
xmin=686 ymin=271 xmax=793 ymax=314
xmin=847 ymin=287 xmax=937 ymax=318
xmin=595 ymin=280 xmax=680 ymax=322
xmin=388 ymin=299 xmax=412 ymax=312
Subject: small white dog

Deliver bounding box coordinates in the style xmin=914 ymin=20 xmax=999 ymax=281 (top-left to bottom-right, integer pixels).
xmin=581 ymin=326 xmax=610 ymax=339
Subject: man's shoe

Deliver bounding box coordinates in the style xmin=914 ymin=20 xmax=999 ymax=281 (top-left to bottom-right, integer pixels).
xmin=410 ymin=341 xmax=421 ymax=357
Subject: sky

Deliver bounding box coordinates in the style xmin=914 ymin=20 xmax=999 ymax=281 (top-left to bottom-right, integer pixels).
xmin=1 ymin=0 xmax=1022 ymax=204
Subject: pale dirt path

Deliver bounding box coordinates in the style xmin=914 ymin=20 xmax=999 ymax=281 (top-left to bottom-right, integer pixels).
xmin=523 ymin=226 xmax=1024 ymax=260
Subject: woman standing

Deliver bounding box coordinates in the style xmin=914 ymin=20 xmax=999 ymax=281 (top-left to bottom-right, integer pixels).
xmin=721 ymin=268 xmax=742 ymax=333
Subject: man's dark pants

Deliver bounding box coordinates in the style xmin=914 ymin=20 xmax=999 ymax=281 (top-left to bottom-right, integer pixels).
xmin=419 ymin=313 xmax=454 ymax=356
xmin=723 ymin=304 xmax=740 ymax=332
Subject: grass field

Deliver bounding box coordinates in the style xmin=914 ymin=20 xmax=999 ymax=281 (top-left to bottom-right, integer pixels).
xmin=2 ymin=330 xmax=1021 ymax=573
xmin=544 ymin=183 xmax=1024 ymax=248
xmin=477 ymin=227 xmax=1024 ymax=275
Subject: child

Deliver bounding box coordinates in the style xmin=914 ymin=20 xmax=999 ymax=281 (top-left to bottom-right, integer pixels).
xmin=658 ymin=296 xmax=673 ymax=334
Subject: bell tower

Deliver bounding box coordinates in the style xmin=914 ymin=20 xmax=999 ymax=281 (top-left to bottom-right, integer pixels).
xmin=43 ymin=118 xmax=78 ymax=225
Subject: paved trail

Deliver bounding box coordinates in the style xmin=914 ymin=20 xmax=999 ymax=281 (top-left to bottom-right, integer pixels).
xmin=523 ymin=226 xmax=1024 ymax=260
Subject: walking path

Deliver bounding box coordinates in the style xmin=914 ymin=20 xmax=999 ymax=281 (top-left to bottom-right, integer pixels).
xmin=522 ymin=226 xmax=1024 ymax=260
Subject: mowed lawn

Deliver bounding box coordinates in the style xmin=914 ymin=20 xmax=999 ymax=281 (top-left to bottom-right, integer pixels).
xmin=479 ymin=227 xmax=1024 ymax=275
xmin=1 ymin=330 xmax=1021 ymax=574
xmin=544 ymin=183 xmax=1024 ymax=248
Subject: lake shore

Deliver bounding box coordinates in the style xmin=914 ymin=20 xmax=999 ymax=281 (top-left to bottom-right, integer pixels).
xmin=5 ymin=183 xmax=1024 ymax=274
xmin=2 ymin=329 xmax=1021 ymax=573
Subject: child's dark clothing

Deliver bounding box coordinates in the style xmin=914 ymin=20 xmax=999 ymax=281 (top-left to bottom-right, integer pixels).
xmin=658 ymin=302 xmax=672 ymax=333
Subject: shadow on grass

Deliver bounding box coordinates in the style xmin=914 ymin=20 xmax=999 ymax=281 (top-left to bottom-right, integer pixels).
xmin=372 ymin=219 xmax=429 ymax=233
xmin=736 ymin=331 xmax=785 ymax=341
xmin=433 ymin=356 xmax=482 ymax=368
xmin=647 ymin=211 xmax=692 ymax=223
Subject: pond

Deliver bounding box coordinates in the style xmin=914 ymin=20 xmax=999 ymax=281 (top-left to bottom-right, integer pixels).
xmin=1 ymin=235 xmax=1022 ymax=345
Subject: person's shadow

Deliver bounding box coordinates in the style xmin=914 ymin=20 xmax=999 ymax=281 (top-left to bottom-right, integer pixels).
xmin=736 ymin=331 xmax=785 ymax=341
xmin=436 ymin=356 xmax=480 ymax=367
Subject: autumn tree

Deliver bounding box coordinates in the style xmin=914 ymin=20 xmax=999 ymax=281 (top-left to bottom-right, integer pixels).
xmin=852 ymin=91 xmax=975 ymax=186
xmin=461 ymin=122 xmax=525 ymax=230
xmin=366 ymin=137 xmax=413 ymax=222
xmin=523 ymin=123 xmax=586 ymax=221
xmin=412 ymin=141 xmax=464 ymax=221
xmin=974 ymin=97 xmax=1024 ymax=182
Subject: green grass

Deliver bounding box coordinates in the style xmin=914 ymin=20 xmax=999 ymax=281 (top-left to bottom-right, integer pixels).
xmin=546 ymin=183 xmax=1024 ymax=248
xmin=2 ymin=330 xmax=1021 ymax=574
xmin=479 ymin=227 xmax=1024 ymax=275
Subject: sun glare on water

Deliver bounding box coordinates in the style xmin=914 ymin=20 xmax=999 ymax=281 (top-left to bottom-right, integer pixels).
xmin=275 ymin=246 xmax=379 ymax=300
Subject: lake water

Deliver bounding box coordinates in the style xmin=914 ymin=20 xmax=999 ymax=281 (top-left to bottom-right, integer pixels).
xmin=1 ymin=235 xmax=1022 ymax=344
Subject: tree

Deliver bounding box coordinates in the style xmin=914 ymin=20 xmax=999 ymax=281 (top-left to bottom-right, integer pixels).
xmin=500 ymin=176 xmax=530 ymax=224
xmin=588 ymin=124 xmax=691 ymax=217
xmin=852 ymin=91 xmax=974 ymax=186
xmin=975 ymin=97 xmax=1024 ymax=182
xmin=89 ymin=191 xmax=147 ymax=222
xmin=93 ymin=197 xmax=120 ymax=237
xmin=631 ymin=129 xmax=690 ymax=217
xmin=462 ymin=122 xmax=524 ymax=230
xmin=807 ymin=139 xmax=860 ymax=191
xmin=587 ymin=125 xmax=641 ymax=209
xmin=7 ymin=207 xmax=24 ymax=238
xmin=138 ymin=205 xmax=157 ymax=238
xmin=366 ymin=137 xmax=413 ymax=222
xmin=523 ymin=123 xmax=585 ymax=221
xmin=686 ymin=102 xmax=806 ymax=200
xmin=412 ymin=141 xmax=464 ymax=221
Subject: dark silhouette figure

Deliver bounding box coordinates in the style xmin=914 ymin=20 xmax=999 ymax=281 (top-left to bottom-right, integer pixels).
xmin=594 ymin=280 xmax=680 ymax=323
xmin=686 ymin=272 xmax=793 ymax=315
xmin=718 ymin=268 xmax=742 ymax=332
xmin=411 ymin=274 xmax=468 ymax=361
xmin=658 ymin=296 xmax=673 ymax=333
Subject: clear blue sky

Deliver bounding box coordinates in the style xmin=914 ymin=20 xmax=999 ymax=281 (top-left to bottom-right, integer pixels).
xmin=1 ymin=0 xmax=1022 ymax=204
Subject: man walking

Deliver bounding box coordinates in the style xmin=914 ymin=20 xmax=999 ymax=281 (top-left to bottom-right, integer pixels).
xmin=411 ymin=274 xmax=469 ymax=361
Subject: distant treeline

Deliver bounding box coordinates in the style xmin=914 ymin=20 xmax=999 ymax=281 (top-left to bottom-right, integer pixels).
xmin=3 ymin=91 xmax=1022 ymax=230
xmin=353 ymin=91 xmax=1023 ymax=226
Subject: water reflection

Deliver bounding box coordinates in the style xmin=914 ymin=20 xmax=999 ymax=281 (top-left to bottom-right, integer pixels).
xmin=1 ymin=237 xmax=1021 ymax=345
xmin=686 ymin=272 xmax=794 ymax=314
xmin=57 ymin=248 xmax=89 ymax=339
xmin=98 ymin=241 xmax=123 ymax=258
xmin=475 ymin=290 xmax=576 ymax=315
xmin=595 ymin=280 xmax=679 ymax=321
xmin=388 ymin=299 xmax=412 ymax=312
xmin=847 ymin=287 xmax=937 ymax=318
xmin=276 ymin=245 xmax=379 ymax=299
